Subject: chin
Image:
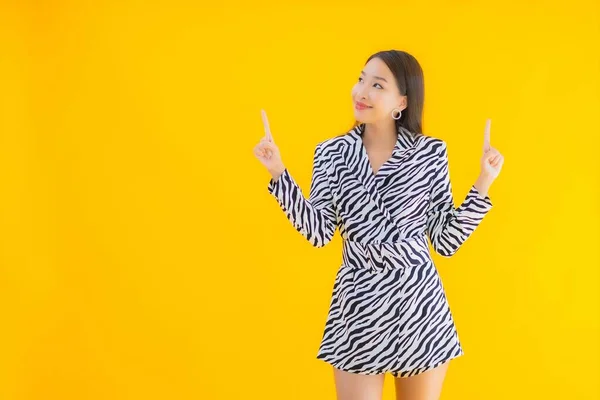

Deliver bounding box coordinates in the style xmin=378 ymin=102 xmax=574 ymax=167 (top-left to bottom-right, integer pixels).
xmin=353 ymin=112 xmax=373 ymax=124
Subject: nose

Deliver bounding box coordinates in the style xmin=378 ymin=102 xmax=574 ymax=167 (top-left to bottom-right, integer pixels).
xmin=356 ymin=87 xmax=368 ymax=100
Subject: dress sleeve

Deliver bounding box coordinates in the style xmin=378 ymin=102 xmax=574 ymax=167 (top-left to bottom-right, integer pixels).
xmin=267 ymin=143 xmax=337 ymax=247
xmin=426 ymin=141 xmax=493 ymax=257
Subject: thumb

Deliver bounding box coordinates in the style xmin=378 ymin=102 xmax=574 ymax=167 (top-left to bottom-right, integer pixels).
xmin=263 ymin=141 xmax=278 ymax=153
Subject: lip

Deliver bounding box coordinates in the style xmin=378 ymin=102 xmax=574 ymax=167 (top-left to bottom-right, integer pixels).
xmin=355 ymin=102 xmax=372 ymax=110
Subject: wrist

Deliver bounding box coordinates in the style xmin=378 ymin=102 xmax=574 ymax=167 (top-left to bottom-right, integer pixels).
xmin=268 ymin=164 xmax=286 ymax=181
xmin=474 ymin=174 xmax=494 ymax=197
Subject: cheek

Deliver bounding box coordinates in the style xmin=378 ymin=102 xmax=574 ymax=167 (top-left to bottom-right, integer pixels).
xmin=375 ymin=94 xmax=396 ymax=109
xmin=372 ymin=91 xmax=387 ymax=101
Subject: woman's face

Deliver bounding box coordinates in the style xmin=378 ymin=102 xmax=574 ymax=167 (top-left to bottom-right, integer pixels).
xmin=351 ymin=57 xmax=407 ymax=124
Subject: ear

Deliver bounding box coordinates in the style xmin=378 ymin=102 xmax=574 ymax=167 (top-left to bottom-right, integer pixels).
xmin=398 ymin=95 xmax=408 ymax=110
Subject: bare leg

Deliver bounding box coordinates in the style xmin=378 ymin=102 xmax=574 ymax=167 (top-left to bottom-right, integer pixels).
xmin=394 ymin=360 xmax=450 ymax=400
xmin=333 ymin=366 xmax=385 ymax=400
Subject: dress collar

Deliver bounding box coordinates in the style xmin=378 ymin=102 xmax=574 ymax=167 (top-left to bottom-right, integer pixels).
xmin=350 ymin=122 xmax=419 ymax=153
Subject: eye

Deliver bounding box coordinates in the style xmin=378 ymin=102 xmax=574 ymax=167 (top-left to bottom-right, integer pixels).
xmin=358 ymin=77 xmax=383 ymax=89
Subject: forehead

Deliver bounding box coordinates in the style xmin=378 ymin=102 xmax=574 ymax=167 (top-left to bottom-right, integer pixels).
xmin=361 ymin=57 xmax=393 ymax=79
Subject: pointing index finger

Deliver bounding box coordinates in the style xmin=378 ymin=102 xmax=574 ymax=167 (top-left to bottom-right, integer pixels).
xmin=261 ymin=109 xmax=273 ymax=142
xmin=483 ymin=118 xmax=491 ymax=152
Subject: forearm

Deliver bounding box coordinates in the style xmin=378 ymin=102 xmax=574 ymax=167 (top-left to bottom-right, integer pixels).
xmin=267 ymin=168 xmax=337 ymax=247
xmin=427 ymin=181 xmax=494 ymax=257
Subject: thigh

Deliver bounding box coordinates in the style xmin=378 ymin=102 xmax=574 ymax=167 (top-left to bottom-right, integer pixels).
xmin=333 ymin=366 xmax=385 ymax=400
xmin=394 ymin=361 xmax=450 ymax=400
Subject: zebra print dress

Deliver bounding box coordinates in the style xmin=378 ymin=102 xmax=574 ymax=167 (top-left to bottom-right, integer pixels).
xmin=267 ymin=123 xmax=493 ymax=378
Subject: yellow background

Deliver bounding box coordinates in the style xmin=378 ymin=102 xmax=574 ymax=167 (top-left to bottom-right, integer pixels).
xmin=1 ymin=1 xmax=598 ymax=399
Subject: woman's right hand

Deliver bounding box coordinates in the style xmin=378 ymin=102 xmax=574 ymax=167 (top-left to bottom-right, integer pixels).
xmin=254 ymin=109 xmax=286 ymax=181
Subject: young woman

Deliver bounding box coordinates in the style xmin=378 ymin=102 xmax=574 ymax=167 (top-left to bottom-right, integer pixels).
xmin=254 ymin=50 xmax=503 ymax=400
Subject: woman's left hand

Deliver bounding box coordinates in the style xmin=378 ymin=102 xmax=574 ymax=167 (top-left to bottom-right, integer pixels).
xmin=480 ymin=119 xmax=504 ymax=181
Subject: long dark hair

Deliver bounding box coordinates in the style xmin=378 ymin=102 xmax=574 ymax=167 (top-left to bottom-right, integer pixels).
xmin=353 ymin=50 xmax=425 ymax=135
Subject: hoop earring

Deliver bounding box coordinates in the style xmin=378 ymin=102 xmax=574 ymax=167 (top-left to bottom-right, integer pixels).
xmin=392 ymin=108 xmax=402 ymax=120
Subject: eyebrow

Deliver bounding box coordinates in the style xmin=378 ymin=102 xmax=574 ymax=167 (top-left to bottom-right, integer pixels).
xmin=360 ymin=70 xmax=388 ymax=83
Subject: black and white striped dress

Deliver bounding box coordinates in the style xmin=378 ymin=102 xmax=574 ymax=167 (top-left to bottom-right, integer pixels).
xmin=267 ymin=123 xmax=493 ymax=378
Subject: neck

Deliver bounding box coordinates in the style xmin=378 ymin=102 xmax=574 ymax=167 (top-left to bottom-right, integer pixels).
xmin=362 ymin=120 xmax=398 ymax=147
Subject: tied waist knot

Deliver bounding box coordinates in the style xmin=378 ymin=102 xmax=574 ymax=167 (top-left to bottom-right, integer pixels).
xmin=342 ymin=234 xmax=431 ymax=273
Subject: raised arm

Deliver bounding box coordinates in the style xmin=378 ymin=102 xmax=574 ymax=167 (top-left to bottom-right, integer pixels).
xmin=426 ymin=140 xmax=493 ymax=257
xmin=267 ymin=143 xmax=337 ymax=247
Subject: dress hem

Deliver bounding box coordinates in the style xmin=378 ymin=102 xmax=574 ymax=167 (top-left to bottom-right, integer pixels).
xmin=316 ymin=350 xmax=465 ymax=378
